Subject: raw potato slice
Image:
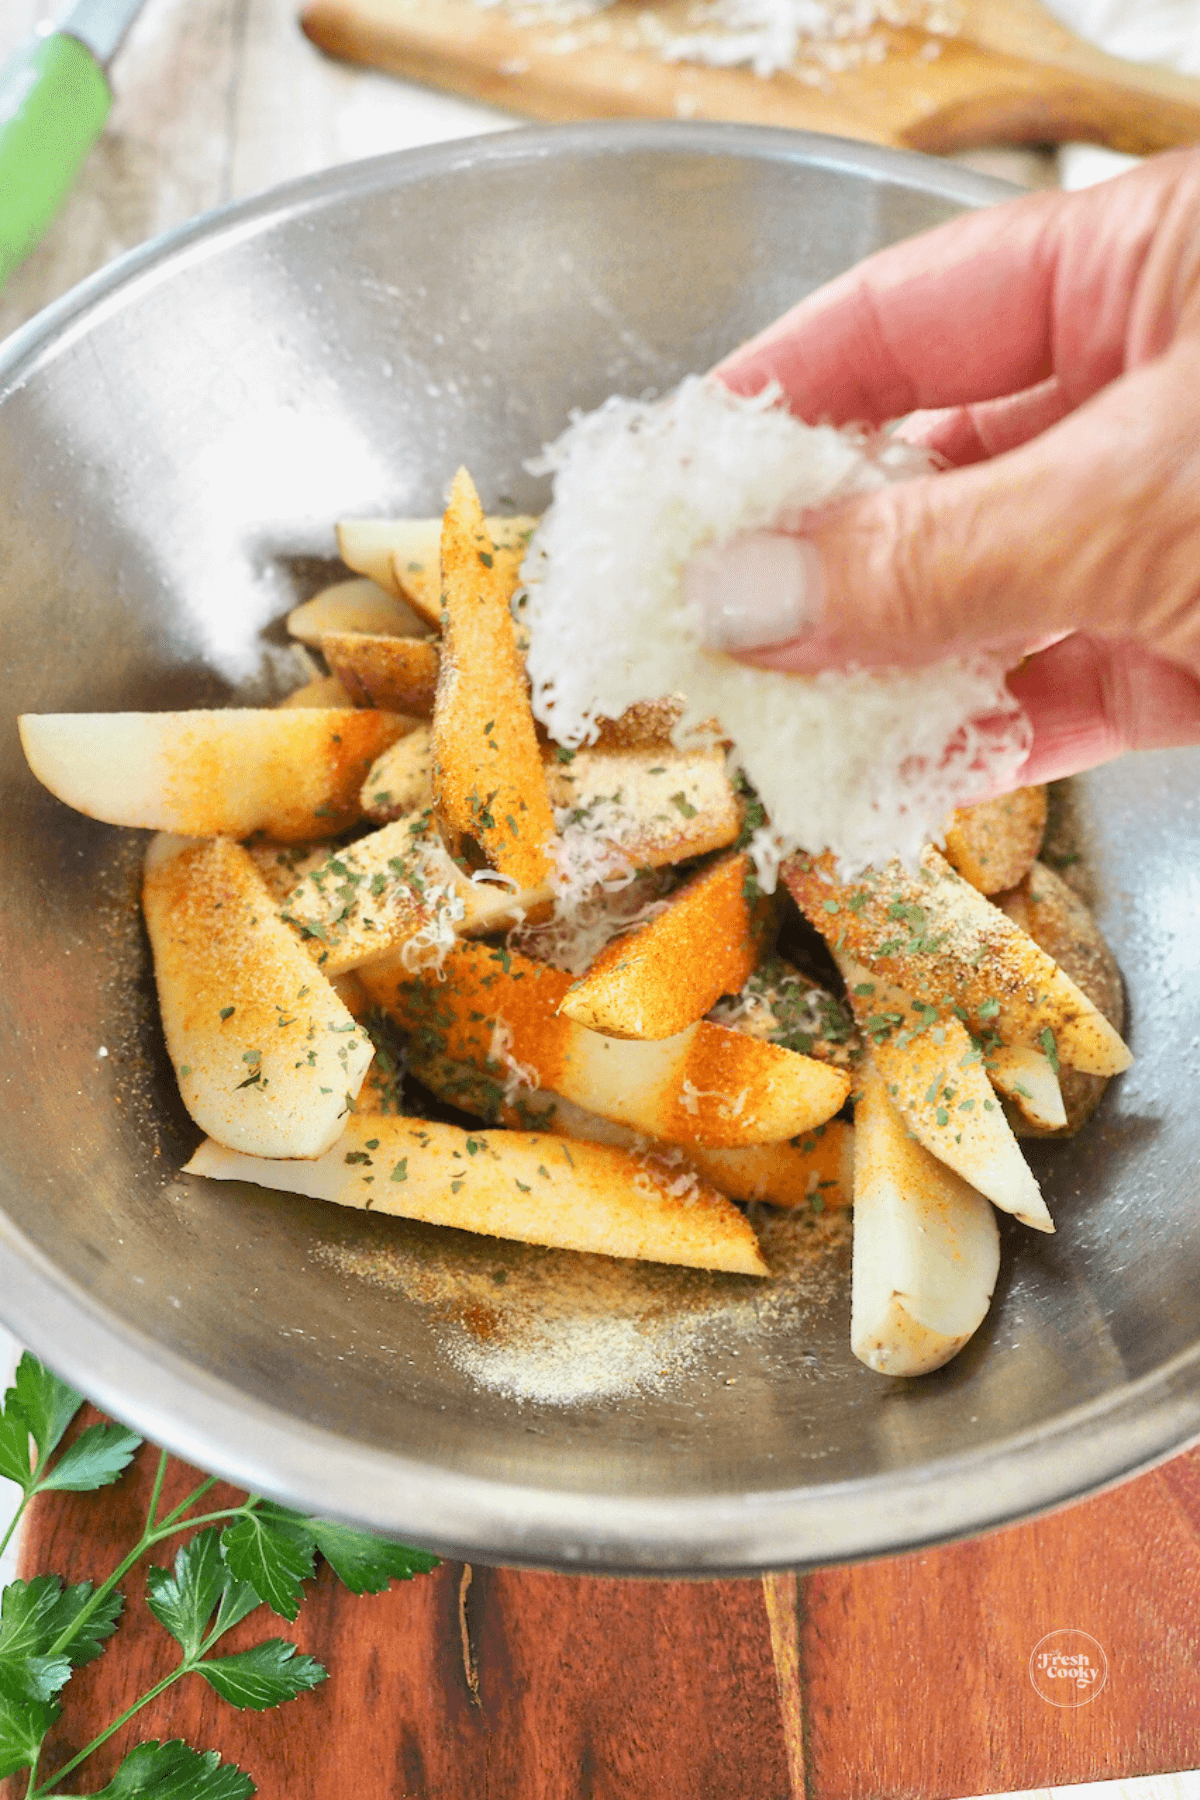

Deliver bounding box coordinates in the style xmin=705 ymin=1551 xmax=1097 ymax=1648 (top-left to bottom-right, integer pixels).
xmin=277 ymin=675 xmax=353 ymax=710
xmin=840 ymin=958 xmax=1052 ymax=1232
xmin=560 ymin=854 xmax=766 ymax=1040
xmin=286 ymin=577 xmax=429 ymax=646
xmin=987 ymin=1044 xmax=1067 ymax=1132
xmin=365 ymin=728 xmax=734 ymax=841
xmin=549 ymin=745 xmax=740 ymax=869
xmin=276 ymin=815 xmax=548 ymax=977
xmin=851 ymin=1061 xmax=1001 ymax=1377
xmin=692 ymin=1124 xmax=854 ymax=1212
xmin=335 ymin=514 xmax=536 ymax=623
xmin=405 ymin=1051 xmax=855 ymax=1210
xmin=184 ymin=1116 xmax=768 ymax=1277
xmin=320 ymin=632 xmax=440 ymax=714
xmin=360 ymin=939 xmax=850 ymax=1148
xmin=19 ymin=708 xmax=410 ymax=843
xmin=431 ymin=471 xmax=556 ymax=890
xmin=143 ymin=835 xmax=372 ymax=1158
xmin=998 ymin=860 xmax=1125 ymax=1136
xmin=361 ymin=726 xmax=434 ymax=822
xmin=246 ymin=841 xmax=338 ymax=903
xmin=943 ymin=786 xmax=1048 ymax=895
xmin=589 ymin=697 xmax=686 ymax=749
xmin=783 ymin=845 xmax=1132 ymax=1077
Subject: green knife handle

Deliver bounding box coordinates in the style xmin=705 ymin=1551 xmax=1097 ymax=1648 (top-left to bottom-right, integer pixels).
xmin=0 ymin=32 xmax=112 ymax=289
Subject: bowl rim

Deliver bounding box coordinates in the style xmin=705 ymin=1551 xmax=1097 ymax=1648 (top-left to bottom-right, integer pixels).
xmin=7 ymin=120 xmax=1191 ymax=1574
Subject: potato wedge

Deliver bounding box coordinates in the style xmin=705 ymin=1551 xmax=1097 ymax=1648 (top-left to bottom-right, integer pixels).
xmin=143 ymin=835 xmax=372 ymax=1158
xmin=337 ymin=519 xmax=440 ymax=613
xmin=560 ymin=853 xmax=767 ymax=1040
xmin=277 ymin=814 xmax=548 ymax=977
xmin=361 ymin=725 xmax=434 ymax=822
xmin=694 ymin=1124 xmax=854 ymax=1211
xmin=404 ymin=1051 xmax=854 ymax=1210
xmin=998 ymin=860 xmax=1125 ymax=1135
xmin=246 ymin=841 xmax=338 ymax=903
xmin=19 ymin=707 xmax=410 ymax=843
xmin=431 ymin=470 xmax=556 ymax=889
xmin=589 ymin=697 xmax=686 ymax=750
xmin=783 ymin=845 xmax=1131 ymax=1077
xmin=549 ymin=744 xmax=740 ymax=871
xmin=320 ymin=632 xmax=440 ymax=714
xmin=360 ymin=939 xmax=850 ymax=1149
xmin=336 ymin=514 xmax=536 ymax=623
xmin=987 ymin=1044 xmax=1068 ymax=1132
xmin=943 ymin=786 xmax=1048 ymax=895
xmin=184 ymin=1115 xmax=768 ymax=1276
xmin=286 ymin=577 xmax=429 ymax=646
xmin=277 ymin=675 xmax=354 ymax=710
xmin=851 ymin=1060 xmax=1000 ymax=1377
xmin=839 ymin=957 xmax=1052 ymax=1231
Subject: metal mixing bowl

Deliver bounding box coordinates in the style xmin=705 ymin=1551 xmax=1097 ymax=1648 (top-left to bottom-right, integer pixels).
xmin=3 ymin=123 xmax=1198 ymax=1574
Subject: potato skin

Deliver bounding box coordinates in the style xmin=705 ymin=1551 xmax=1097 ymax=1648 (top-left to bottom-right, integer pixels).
xmin=997 ymin=860 xmax=1124 ymax=1136
xmin=943 ymin=786 xmax=1048 ymax=895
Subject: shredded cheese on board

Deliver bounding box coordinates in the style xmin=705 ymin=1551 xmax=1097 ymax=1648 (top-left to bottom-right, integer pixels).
xmin=522 ymin=378 xmax=1032 ymax=878
xmin=474 ymin=0 xmax=962 ymax=81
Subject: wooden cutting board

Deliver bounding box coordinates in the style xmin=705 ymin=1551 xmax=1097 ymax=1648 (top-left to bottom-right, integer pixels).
xmin=300 ymin=0 xmax=1200 ymax=156
xmin=6 ymin=1407 xmax=1200 ymax=1800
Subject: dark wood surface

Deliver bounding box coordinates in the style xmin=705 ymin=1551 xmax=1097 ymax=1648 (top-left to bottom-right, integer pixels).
xmin=0 ymin=4 xmax=1188 ymax=1797
xmin=6 ymin=1410 xmax=1200 ymax=1800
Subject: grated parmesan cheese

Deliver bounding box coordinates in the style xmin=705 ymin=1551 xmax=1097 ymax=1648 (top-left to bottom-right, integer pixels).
xmin=522 ymin=377 xmax=1032 ymax=879
xmin=514 ymin=861 xmax=673 ymax=976
xmin=659 ymin=0 xmax=961 ymax=79
xmin=488 ymin=1015 xmax=542 ymax=1103
xmin=473 ymin=0 xmax=962 ymax=80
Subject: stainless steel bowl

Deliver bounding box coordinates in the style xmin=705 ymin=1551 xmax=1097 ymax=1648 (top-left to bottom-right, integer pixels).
xmin=3 ymin=123 xmax=1198 ymax=1574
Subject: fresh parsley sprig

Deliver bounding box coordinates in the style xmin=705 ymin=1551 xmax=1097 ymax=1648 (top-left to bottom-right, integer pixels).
xmin=0 ymin=1353 xmax=438 ymax=1797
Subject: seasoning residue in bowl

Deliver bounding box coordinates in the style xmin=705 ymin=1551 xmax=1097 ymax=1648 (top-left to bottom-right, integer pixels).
xmin=315 ymin=1203 xmax=850 ymax=1406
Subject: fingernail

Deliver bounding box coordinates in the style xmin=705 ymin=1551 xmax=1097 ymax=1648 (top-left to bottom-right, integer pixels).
xmin=684 ymin=532 xmax=824 ymax=653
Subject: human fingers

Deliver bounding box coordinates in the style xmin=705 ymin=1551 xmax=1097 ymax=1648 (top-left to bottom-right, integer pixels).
xmin=713 ymin=149 xmax=1200 ymax=426
xmin=1007 ymin=634 xmax=1200 ymax=784
xmin=685 ymin=340 xmax=1200 ymax=674
xmin=897 ymin=377 xmax=1072 ymax=468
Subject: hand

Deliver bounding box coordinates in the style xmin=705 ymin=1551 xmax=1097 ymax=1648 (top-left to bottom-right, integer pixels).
xmin=687 ymin=149 xmax=1200 ymax=785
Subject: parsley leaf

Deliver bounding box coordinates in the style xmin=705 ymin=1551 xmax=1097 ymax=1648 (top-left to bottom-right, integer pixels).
xmin=39 ymin=1422 xmax=142 ymax=1493
xmin=305 ymin=1520 xmax=438 ymax=1594
xmin=220 ymin=1505 xmax=315 ymax=1622
xmin=82 ymin=1738 xmax=254 ymax=1799
xmin=0 ymin=1575 xmax=121 ymax=1702
xmin=9 ymin=1354 xmax=82 ymax=1465
xmin=207 ymin=1576 xmax=266 ymax=1642
xmin=196 ymin=1639 xmax=326 ymax=1710
xmin=0 ymin=1404 xmax=30 ymax=1490
xmin=146 ymin=1532 xmax=229 ymax=1659
xmin=0 ymin=1685 xmax=58 ymax=1779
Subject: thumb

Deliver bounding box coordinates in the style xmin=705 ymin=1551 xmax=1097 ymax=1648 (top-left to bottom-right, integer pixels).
xmin=686 ymin=342 xmax=1200 ymax=679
